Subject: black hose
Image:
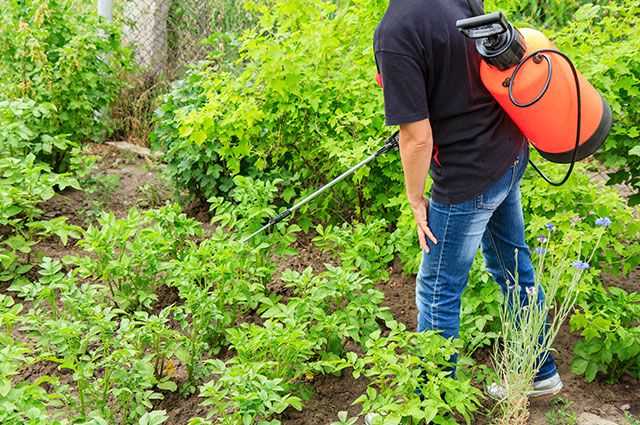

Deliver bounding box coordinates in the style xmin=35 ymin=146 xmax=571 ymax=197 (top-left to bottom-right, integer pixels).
xmin=508 ymin=49 xmax=582 ymax=187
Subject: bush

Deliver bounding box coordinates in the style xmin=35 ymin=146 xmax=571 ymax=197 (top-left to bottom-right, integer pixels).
xmin=487 ymin=0 xmax=606 ymax=28
xmin=570 ymin=286 xmax=640 ymax=382
xmin=0 ymin=0 xmax=131 ymax=171
xmin=153 ymin=0 xmax=403 ymax=219
xmin=552 ymin=2 xmax=640 ymax=204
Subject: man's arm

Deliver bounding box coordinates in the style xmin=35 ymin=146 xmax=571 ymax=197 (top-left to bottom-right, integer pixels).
xmin=399 ymin=119 xmax=438 ymax=252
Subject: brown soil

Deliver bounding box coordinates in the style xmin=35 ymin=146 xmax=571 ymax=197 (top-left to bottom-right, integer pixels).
xmin=14 ymin=146 xmax=640 ymax=425
xmin=282 ymin=372 xmax=368 ymax=425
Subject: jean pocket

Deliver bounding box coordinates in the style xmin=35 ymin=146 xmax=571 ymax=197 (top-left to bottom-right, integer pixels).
xmin=476 ymin=159 xmax=519 ymax=210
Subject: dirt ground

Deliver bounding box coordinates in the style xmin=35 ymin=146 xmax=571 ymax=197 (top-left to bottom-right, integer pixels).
xmin=19 ymin=144 xmax=640 ymax=424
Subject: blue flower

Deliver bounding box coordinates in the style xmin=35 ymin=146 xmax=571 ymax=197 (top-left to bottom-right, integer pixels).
xmin=572 ymin=260 xmax=590 ymax=271
xmin=545 ymin=223 xmax=555 ymax=231
xmin=535 ymin=247 xmax=547 ymax=255
xmin=595 ymin=217 xmax=612 ymax=228
xmin=537 ymin=235 xmax=548 ymax=244
xmin=526 ymin=286 xmax=538 ymax=298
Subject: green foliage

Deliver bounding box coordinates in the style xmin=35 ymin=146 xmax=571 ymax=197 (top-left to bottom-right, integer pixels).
xmin=348 ymin=322 xmax=482 ymax=425
xmin=460 ymin=258 xmax=503 ymax=354
xmin=12 ymin=260 xmax=180 ymax=424
xmin=552 ymin=2 xmax=640 ymax=204
xmin=626 ymin=413 xmax=640 ymax=425
xmin=0 ymin=153 xmax=82 ymax=288
xmin=153 ymin=0 xmax=402 ymax=218
xmin=195 ymin=360 xmax=303 ymax=425
xmin=313 ymin=219 xmax=395 ymax=281
xmin=193 ymin=265 xmax=391 ymax=424
xmin=522 ymin=160 xmax=640 ymax=274
xmin=487 ymin=0 xmax=603 ymax=28
xmin=544 ymin=397 xmax=577 ymax=425
xmin=570 ymin=286 xmax=640 ymax=382
xmin=0 ymin=0 xmax=132 ymax=166
xmin=71 ymin=205 xmax=203 ymax=311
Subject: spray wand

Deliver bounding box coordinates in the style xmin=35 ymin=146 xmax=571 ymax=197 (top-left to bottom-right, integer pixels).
xmin=242 ymin=131 xmax=400 ymax=243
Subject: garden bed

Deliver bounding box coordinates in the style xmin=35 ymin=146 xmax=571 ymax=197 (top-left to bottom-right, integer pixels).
xmin=17 ymin=144 xmax=638 ymax=425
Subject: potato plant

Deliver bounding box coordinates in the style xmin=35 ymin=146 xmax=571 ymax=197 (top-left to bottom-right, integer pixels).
xmin=348 ymin=322 xmax=482 ymax=425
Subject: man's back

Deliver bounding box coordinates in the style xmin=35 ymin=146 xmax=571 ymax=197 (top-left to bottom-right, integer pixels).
xmin=374 ymin=0 xmax=524 ymax=204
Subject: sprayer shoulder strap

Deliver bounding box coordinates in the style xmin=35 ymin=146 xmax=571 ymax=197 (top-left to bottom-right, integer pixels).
xmin=465 ymin=0 xmax=484 ymax=17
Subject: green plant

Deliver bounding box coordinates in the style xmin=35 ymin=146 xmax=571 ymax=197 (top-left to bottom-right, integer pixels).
xmin=570 ymin=286 xmax=640 ymax=382
xmin=272 ymin=266 xmax=393 ymax=348
xmin=0 ymin=153 xmax=82 ymax=287
xmin=331 ymin=411 xmax=358 ymax=425
xmin=192 ymin=360 xmax=303 ymax=425
xmin=552 ymin=2 xmax=640 ymax=204
xmin=460 ymin=257 xmax=503 ymax=354
xmin=522 ymin=160 xmax=640 ymax=275
xmin=491 ymin=224 xmax=603 ymax=424
xmin=487 ymin=0 xmax=604 ymax=28
xmin=348 ymin=322 xmax=482 ymax=425
xmin=626 ymin=412 xmax=640 ymax=425
xmin=0 ymin=0 xmax=132 ymax=169
xmin=18 ymin=260 xmax=180 ymax=424
xmin=545 ymin=397 xmax=577 ymax=425
xmin=0 ymin=331 xmax=64 ymax=425
xmin=72 ymin=205 xmax=202 ymax=311
xmin=169 ymin=234 xmax=275 ymax=389
xmin=313 ymin=219 xmax=394 ymax=281
xmin=153 ymin=0 xmax=402 ymax=219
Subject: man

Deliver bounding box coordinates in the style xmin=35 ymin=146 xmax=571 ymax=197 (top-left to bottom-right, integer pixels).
xmin=368 ymin=0 xmax=562 ymax=421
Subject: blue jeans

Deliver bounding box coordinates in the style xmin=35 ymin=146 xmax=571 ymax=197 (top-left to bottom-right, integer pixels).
xmin=416 ymin=145 xmax=557 ymax=381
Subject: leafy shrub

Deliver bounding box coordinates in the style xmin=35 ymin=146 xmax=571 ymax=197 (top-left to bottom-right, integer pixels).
xmin=348 ymin=322 xmax=482 ymax=425
xmin=487 ymin=0 xmax=605 ymax=28
xmin=552 ymin=2 xmax=640 ymax=204
xmin=0 ymin=154 xmax=82 ymax=288
xmin=70 ymin=205 xmax=203 ymax=311
xmin=521 ymin=161 xmax=640 ymax=274
xmin=153 ymin=0 xmax=403 ymax=218
xmin=0 ymin=0 xmax=131 ymax=170
xmin=570 ymin=286 xmax=640 ymax=382
xmin=192 ymin=265 xmax=391 ymax=424
xmin=0 ymin=295 xmax=65 ymax=425
xmin=192 ymin=360 xmax=304 ymax=425
xmin=313 ymin=219 xmax=395 ymax=281
xmin=14 ymin=259 xmax=176 ymax=424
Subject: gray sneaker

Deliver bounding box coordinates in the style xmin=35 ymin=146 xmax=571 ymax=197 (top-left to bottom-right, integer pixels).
xmin=486 ymin=372 xmax=564 ymax=400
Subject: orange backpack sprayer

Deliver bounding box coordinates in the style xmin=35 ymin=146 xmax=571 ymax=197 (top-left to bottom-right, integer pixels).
xmin=456 ymin=4 xmax=612 ymax=185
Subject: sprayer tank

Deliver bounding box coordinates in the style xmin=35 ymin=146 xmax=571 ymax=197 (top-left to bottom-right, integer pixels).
xmin=480 ymin=28 xmax=612 ymax=163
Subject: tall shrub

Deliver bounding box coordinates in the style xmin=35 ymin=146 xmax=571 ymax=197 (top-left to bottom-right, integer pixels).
xmin=153 ymin=0 xmax=403 ymax=219
xmin=0 ymin=0 xmax=132 ymax=172
xmin=552 ymin=2 xmax=640 ymax=204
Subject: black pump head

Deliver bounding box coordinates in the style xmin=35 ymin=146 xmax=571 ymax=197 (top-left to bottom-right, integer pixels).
xmin=456 ymin=12 xmax=526 ymax=71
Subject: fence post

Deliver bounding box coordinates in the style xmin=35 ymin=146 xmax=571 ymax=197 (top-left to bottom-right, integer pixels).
xmin=98 ymin=0 xmax=113 ymax=22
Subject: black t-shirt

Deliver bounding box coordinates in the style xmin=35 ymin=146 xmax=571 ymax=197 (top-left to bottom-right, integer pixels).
xmin=374 ymin=0 xmax=525 ymax=204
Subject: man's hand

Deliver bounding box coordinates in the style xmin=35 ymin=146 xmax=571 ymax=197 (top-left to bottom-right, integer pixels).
xmin=410 ymin=197 xmax=438 ymax=253
xmin=399 ymin=119 xmax=438 ymax=253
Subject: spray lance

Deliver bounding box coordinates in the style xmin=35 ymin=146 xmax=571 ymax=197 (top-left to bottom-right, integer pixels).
xmin=242 ymin=132 xmax=399 ymax=243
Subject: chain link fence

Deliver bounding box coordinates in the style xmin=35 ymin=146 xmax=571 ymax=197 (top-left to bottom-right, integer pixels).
xmin=119 ymin=0 xmax=207 ymax=77
xmin=108 ymin=0 xmax=253 ymax=144
xmin=116 ymin=0 xmax=251 ymax=77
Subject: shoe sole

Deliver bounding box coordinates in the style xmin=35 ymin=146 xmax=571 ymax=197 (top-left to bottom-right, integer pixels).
xmin=528 ymin=381 xmax=563 ymax=398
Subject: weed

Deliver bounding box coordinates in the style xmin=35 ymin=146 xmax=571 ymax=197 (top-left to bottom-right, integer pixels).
xmin=545 ymin=397 xmax=577 ymax=425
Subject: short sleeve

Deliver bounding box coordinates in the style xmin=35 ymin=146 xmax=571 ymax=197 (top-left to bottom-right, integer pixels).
xmin=375 ymin=50 xmax=430 ymax=126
